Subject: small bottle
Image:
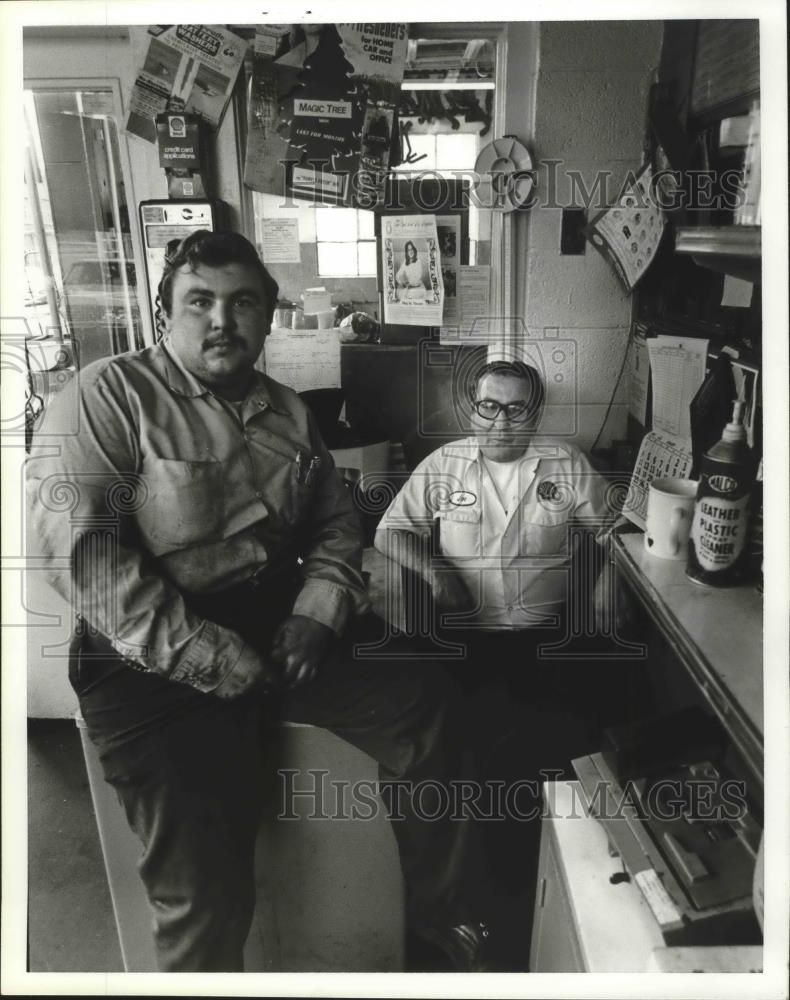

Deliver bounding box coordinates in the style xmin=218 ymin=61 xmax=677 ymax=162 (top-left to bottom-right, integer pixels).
xmin=686 ymin=399 xmax=755 ymax=586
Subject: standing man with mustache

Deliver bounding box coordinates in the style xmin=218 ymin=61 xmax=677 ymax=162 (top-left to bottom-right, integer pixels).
xmin=27 ymin=230 xmax=488 ymax=972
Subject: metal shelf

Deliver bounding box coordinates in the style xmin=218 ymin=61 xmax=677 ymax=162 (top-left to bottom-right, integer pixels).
xmin=674 ymin=226 xmax=761 ymax=282
xmin=612 ymin=532 xmax=763 ymax=790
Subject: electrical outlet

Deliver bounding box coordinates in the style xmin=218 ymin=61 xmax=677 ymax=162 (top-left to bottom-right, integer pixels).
xmin=560 ymin=208 xmax=587 ymax=255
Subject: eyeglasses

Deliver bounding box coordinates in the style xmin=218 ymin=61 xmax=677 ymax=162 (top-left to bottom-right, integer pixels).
xmin=472 ymin=398 xmax=531 ymax=421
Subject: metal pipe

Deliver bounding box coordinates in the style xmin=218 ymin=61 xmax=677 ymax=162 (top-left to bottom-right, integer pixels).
xmin=24 ymin=142 xmax=64 ymax=343
xmin=102 ymin=116 xmax=138 ymax=352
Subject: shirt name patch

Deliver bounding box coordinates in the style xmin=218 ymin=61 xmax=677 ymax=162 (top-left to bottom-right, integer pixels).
xmin=448 ymin=490 xmax=477 ymax=507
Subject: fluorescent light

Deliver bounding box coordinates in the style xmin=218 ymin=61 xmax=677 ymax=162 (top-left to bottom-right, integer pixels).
xmin=401 ymin=81 xmax=495 ymax=91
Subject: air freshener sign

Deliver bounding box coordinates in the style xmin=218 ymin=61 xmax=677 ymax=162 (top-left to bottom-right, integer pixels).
xmin=283 ymin=26 xmax=367 ymax=204
xmin=244 ymin=23 xmax=407 ymax=207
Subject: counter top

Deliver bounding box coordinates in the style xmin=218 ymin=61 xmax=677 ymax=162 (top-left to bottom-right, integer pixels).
xmin=613 ymin=531 xmax=763 ymax=783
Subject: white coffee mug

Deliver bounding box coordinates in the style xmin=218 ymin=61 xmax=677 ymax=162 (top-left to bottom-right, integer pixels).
xmin=644 ymin=478 xmax=698 ymax=560
xmin=315 ymin=309 xmax=336 ymax=330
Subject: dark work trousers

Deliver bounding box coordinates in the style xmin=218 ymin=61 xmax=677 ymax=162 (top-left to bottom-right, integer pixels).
xmin=70 ymin=582 xmax=477 ymax=972
xmin=428 ymin=617 xmax=652 ymax=966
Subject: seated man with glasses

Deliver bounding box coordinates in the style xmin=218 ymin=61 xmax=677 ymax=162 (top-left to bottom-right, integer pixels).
xmin=374 ymin=357 xmax=641 ymax=964
xmin=376 ymin=358 xmax=619 ymax=632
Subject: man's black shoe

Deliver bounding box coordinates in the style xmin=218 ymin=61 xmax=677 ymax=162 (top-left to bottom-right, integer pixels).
xmin=416 ymin=920 xmax=492 ymax=972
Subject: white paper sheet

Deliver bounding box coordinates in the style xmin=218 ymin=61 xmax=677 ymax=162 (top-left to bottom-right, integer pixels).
xmin=302 ymin=287 xmax=332 ymax=314
xmin=381 ymin=215 xmax=444 ymax=326
xmin=721 ymin=274 xmax=754 ymax=308
xmin=647 ymin=335 xmax=708 ymax=443
xmin=260 ymin=218 xmax=301 ymax=264
xmin=262 ymin=329 xmax=340 ymax=392
xmin=628 ymin=330 xmax=650 ymax=425
xmin=731 ymin=361 xmax=759 ymax=449
xmin=623 ymin=333 xmax=706 ymax=529
xmin=254 ymin=24 xmax=289 ymax=57
xmin=440 ymin=266 xmax=492 ymax=343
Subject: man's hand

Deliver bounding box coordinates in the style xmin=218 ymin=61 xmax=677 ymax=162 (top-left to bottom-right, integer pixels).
xmin=430 ymin=568 xmax=472 ymax=613
xmin=270 ymin=614 xmax=334 ymax=689
xmin=213 ymin=648 xmax=279 ymax=700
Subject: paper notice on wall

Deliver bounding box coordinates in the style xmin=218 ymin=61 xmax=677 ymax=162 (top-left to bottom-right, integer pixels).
xmin=382 ymin=215 xmax=444 ymax=326
xmin=585 ymin=164 xmax=666 ymax=292
xmin=440 ymin=266 xmax=460 ymax=325
xmin=302 ymin=287 xmax=332 ymax=314
xmin=622 ymin=333 xmax=705 ymax=528
xmin=125 ymin=25 xmax=246 ymax=144
xmin=260 ymin=218 xmax=301 ymax=264
xmin=731 ymin=362 xmax=759 ymax=449
xmin=263 ymin=330 xmax=340 ymax=391
xmin=648 ymin=335 xmax=708 ymax=443
xmin=254 ymin=24 xmax=290 ymax=57
xmin=623 ymin=431 xmax=694 ymax=530
xmin=721 ymin=274 xmax=754 ymax=308
xmin=336 ymin=23 xmax=409 ymax=86
xmin=436 ymin=216 xmax=460 ymax=266
xmin=627 ymin=327 xmax=650 ymax=426
xmin=435 ymin=215 xmax=461 ymax=324
xmin=440 ymin=266 xmax=492 ymax=342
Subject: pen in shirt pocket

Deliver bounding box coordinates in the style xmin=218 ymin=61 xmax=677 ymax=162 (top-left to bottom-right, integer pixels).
xmin=304 ymin=455 xmax=322 ymax=486
xmin=294 ymin=451 xmax=321 ymax=485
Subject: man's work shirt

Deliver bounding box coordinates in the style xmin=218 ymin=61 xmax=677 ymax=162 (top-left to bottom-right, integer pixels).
xmin=376 ymin=437 xmax=614 ymax=628
xmin=27 ymin=339 xmax=368 ymax=692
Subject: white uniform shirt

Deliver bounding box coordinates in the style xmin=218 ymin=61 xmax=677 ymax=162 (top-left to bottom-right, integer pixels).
xmin=377 ymin=437 xmax=615 ymax=628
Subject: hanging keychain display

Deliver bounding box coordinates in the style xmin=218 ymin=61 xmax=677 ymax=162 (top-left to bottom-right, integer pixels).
xmin=474 ymin=135 xmax=535 ymax=213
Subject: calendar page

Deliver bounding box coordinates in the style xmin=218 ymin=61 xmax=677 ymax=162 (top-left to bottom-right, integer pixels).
xmin=623 ymin=431 xmax=694 ymax=530
xmin=622 ymin=334 xmax=708 ymax=529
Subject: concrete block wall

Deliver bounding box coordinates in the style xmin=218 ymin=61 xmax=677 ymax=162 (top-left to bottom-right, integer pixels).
xmin=517 ymin=21 xmax=664 ymax=451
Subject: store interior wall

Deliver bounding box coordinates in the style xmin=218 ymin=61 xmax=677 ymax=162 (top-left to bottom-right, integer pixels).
xmin=24 ymin=21 xmax=661 ymax=716
xmin=519 ymin=20 xmax=664 ymax=450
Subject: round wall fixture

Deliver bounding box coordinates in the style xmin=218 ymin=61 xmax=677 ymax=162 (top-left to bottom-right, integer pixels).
xmin=474 ymin=135 xmax=535 ymax=211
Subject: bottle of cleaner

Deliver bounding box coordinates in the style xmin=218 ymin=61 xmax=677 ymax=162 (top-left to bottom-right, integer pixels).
xmin=686 ymin=399 xmax=755 ymax=586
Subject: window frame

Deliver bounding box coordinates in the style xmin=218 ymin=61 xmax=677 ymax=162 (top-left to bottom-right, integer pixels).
xmin=314 ymin=205 xmax=377 ymax=279
xmin=23 ymin=74 xmax=153 ymax=347
xmin=235 ymin=22 xmax=514 ymax=309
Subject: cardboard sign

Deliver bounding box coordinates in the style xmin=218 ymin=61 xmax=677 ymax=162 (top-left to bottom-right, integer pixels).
xmin=156 ymin=113 xmax=202 ymax=170
xmin=244 ymin=22 xmax=407 ymax=208
xmin=126 ymin=25 xmax=246 ymax=144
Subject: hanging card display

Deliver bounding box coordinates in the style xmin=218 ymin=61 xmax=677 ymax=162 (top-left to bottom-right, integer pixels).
xmin=244 ymin=23 xmax=407 ymax=208
xmin=584 ymin=164 xmax=666 ymax=292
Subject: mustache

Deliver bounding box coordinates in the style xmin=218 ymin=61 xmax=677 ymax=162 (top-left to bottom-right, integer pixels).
xmin=202 ymin=334 xmax=246 ymax=350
